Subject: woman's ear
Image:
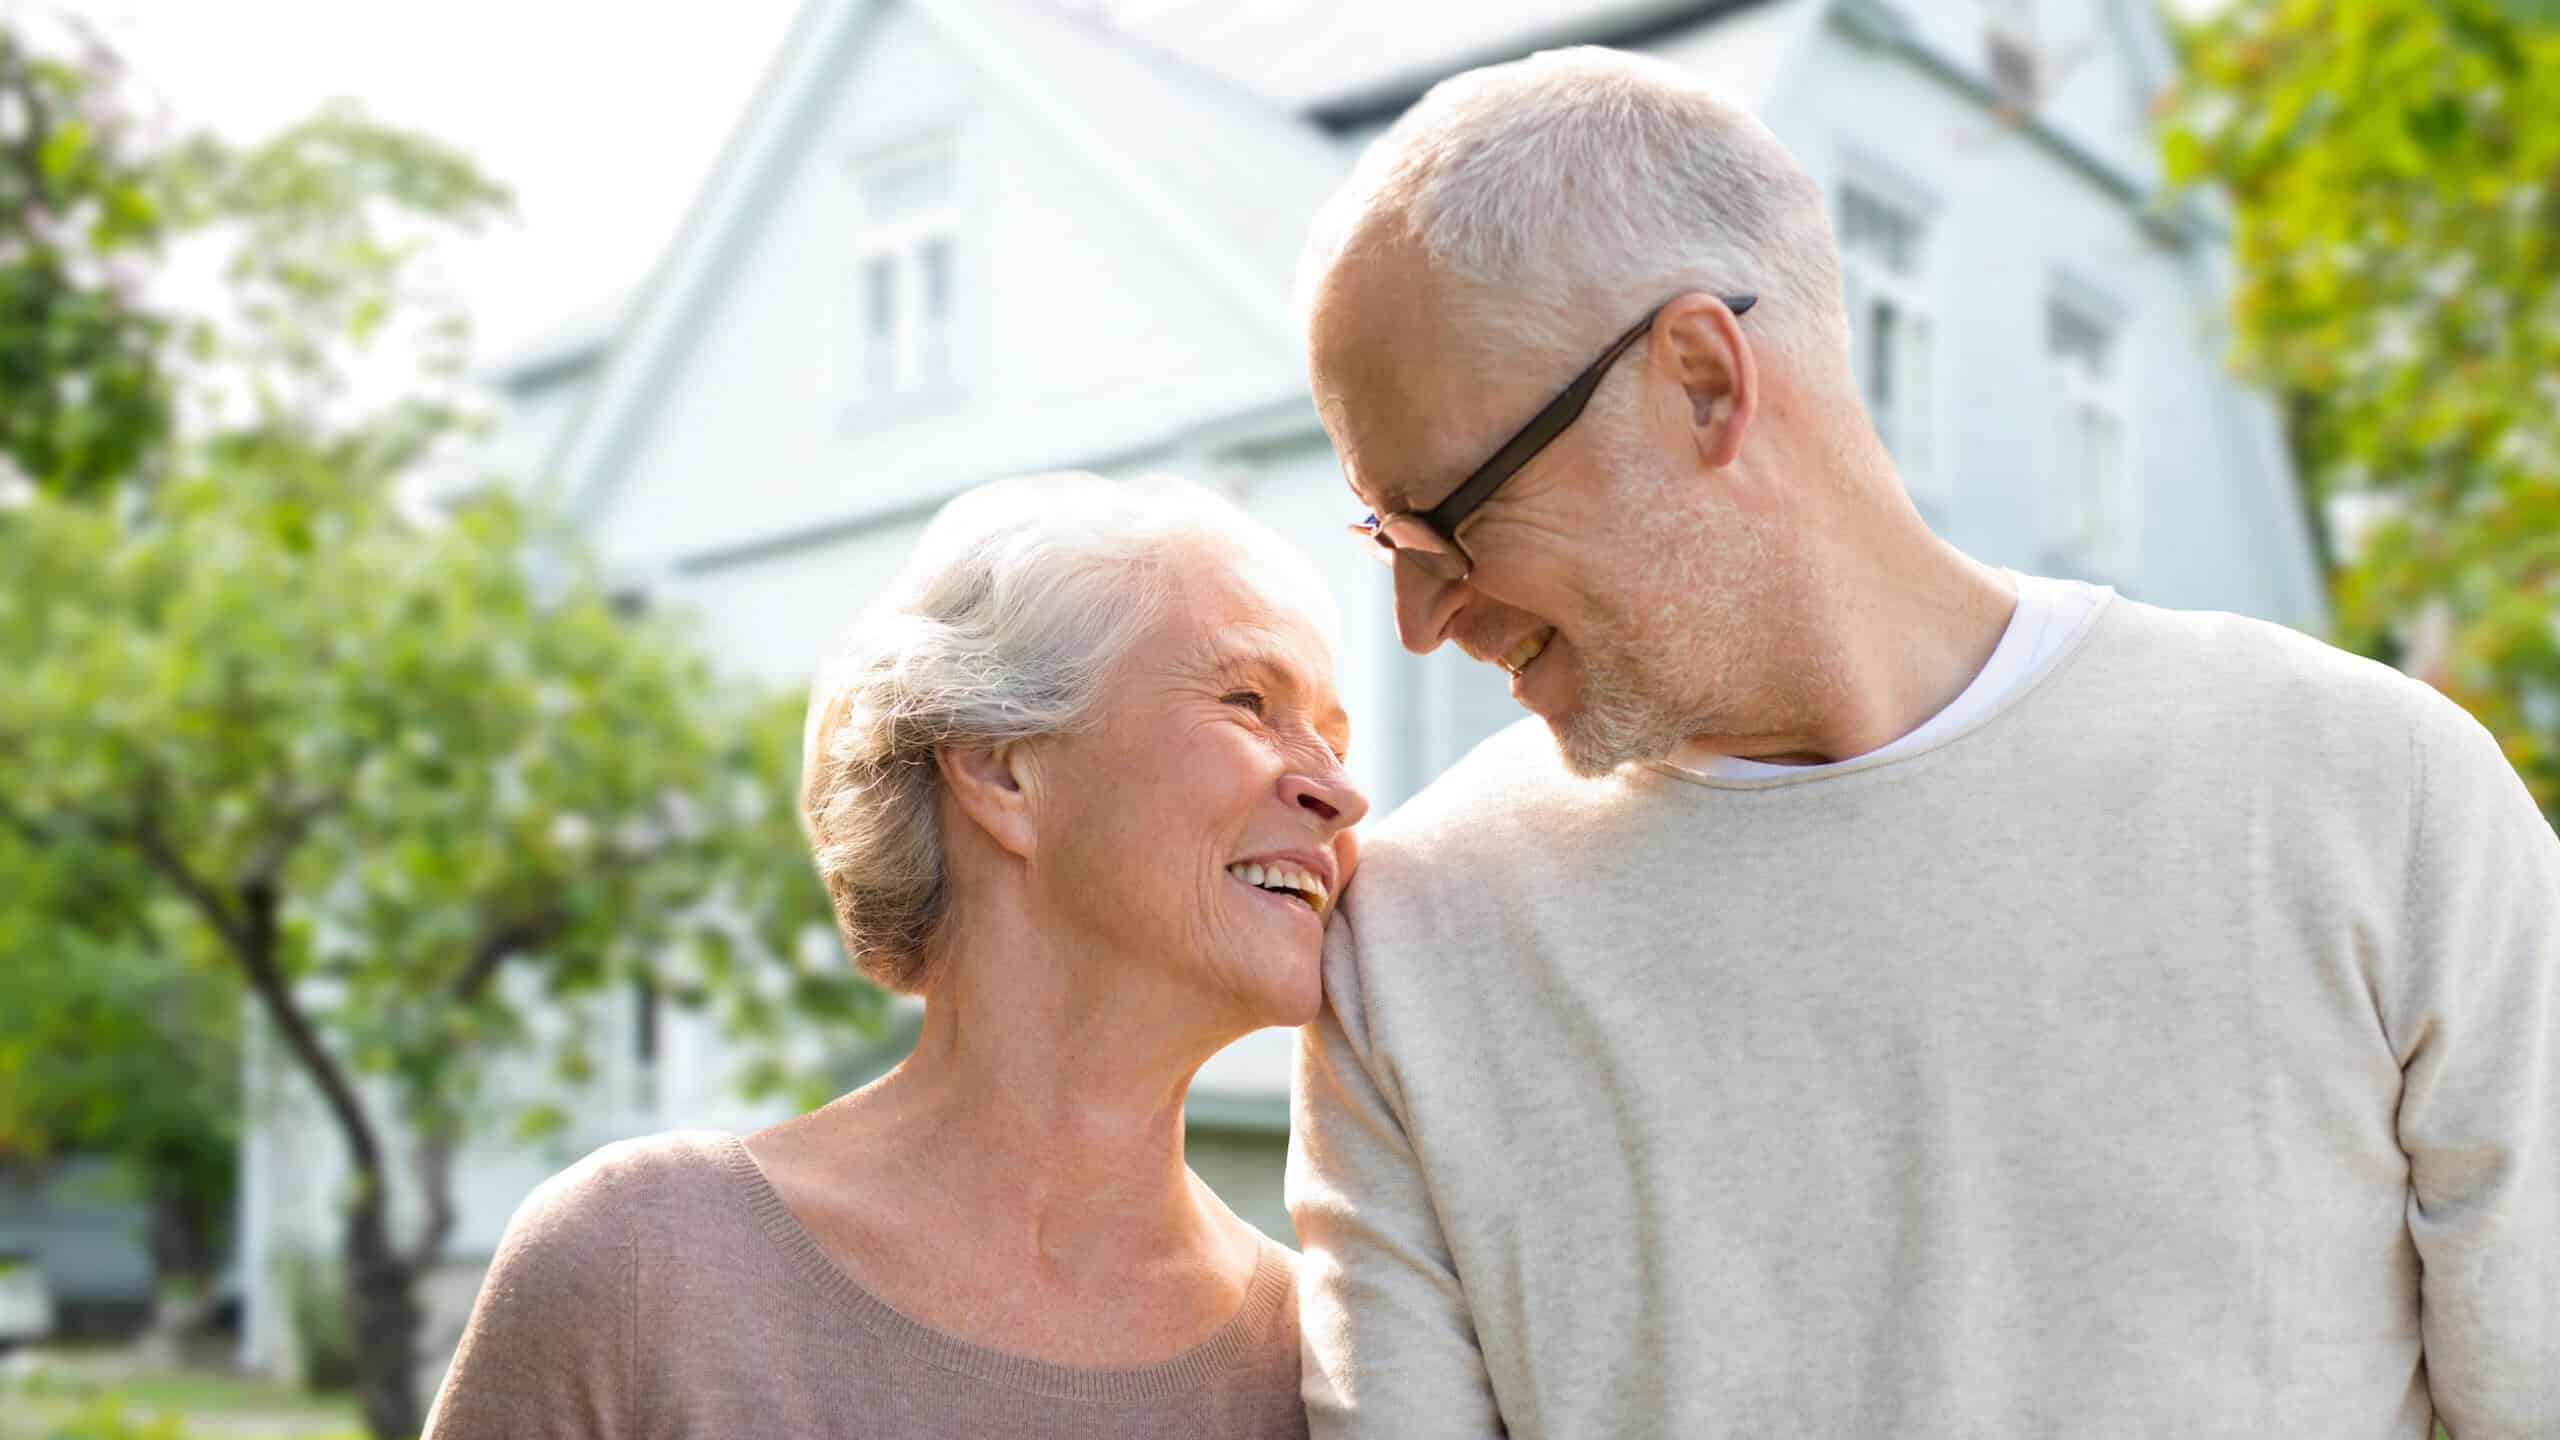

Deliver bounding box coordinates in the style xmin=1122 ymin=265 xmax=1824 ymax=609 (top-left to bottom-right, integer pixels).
xmin=937 ymin=740 xmax=1040 ymax=862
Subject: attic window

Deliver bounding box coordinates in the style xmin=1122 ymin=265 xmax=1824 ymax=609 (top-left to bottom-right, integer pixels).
xmin=1988 ymin=29 xmax=2038 ymax=111
xmin=1984 ymin=0 xmax=2038 ymax=113
xmin=850 ymin=137 xmax=962 ymax=405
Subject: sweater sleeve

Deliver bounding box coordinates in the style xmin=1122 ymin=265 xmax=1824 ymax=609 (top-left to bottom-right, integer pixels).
xmin=1288 ymin=902 xmax=1507 ymax=1439
xmin=2392 ymin=695 xmax=2560 ymax=1436
xmin=421 ymin=1156 xmax=638 ymax=1440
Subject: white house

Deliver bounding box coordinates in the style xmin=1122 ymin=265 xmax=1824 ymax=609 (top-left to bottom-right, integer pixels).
xmin=239 ymin=0 xmax=2326 ymax=1388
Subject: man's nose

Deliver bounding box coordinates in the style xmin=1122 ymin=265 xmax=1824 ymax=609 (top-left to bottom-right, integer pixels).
xmin=1391 ymin=558 xmax=1465 ymax=655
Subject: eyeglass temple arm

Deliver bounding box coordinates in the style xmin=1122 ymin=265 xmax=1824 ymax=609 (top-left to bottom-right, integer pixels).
xmin=1422 ymin=294 xmax=1755 ymax=530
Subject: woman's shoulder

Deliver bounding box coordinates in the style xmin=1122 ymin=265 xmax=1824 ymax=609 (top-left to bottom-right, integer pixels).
xmin=502 ymin=1129 xmax=752 ymax=1259
xmin=426 ymin=1133 xmax=748 ymax=1437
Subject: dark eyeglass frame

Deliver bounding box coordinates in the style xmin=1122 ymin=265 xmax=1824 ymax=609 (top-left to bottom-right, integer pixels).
xmin=1348 ymin=292 xmax=1757 ymax=583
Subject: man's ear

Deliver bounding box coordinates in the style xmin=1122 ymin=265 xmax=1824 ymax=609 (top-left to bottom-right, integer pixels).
xmin=937 ymin=740 xmax=1040 ymax=862
xmin=1658 ymin=292 xmax=1757 ymax=471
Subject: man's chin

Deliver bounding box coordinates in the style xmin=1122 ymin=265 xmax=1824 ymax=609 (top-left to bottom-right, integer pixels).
xmin=1547 ymin=711 xmax=1635 ymax=779
xmin=1547 ymin=689 xmax=1686 ymax=778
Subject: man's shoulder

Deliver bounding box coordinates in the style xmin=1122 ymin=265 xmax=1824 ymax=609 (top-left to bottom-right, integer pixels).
xmin=1351 ymin=717 xmax=1595 ymax=887
xmin=2079 ymin=594 xmax=2443 ymax=745
xmin=1376 ymin=715 xmax=1599 ymax=840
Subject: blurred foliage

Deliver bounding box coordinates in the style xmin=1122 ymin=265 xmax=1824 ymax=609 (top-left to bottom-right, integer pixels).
xmin=0 ymin=19 xmax=171 ymax=504
xmin=2165 ymin=1 xmax=2560 ymax=817
xmin=0 ymin=449 xmax=874 ymax=1171
xmin=0 ymin=9 xmax=877 ymax=1435
xmin=0 ymin=845 xmax=240 ymax=1281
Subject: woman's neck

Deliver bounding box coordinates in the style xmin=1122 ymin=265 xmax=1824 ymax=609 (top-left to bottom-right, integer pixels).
xmin=783 ymin=911 xmax=1256 ymax=1283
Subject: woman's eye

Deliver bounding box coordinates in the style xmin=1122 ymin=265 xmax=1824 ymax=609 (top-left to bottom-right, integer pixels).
xmin=1222 ymin=690 xmax=1267 ymax=716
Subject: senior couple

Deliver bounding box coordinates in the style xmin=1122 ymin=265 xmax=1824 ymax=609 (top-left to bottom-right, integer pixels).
xmin=426 ymin=48 xmax=2558 ymax=1440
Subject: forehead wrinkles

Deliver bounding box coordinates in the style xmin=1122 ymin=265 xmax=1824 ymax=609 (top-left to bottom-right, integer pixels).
xmin=1175 ymin=615 xmax=1334 ymax=688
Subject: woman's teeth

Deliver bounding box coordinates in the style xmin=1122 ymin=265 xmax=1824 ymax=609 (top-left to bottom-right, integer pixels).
xmin=1227 ymin=860 xmax=1328 ymax=911
xmin=1501 ymin=628 xmax=1553 ymax=676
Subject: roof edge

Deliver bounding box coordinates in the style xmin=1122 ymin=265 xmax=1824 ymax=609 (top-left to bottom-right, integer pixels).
xmin=1305 ymin=0 xmax=1772 ymax=131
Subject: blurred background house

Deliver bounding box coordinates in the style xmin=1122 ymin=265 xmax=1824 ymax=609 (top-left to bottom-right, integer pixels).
xmin=0 ymin=1160 xmax=152 ymax=1345
xmin=225 ymin=0 xmax=2328 ymax=1395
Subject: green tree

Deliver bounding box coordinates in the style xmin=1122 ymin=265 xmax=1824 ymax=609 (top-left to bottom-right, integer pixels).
xmin=0 ymin=15 xmax=173 ymax=503
xmin=2164 ymin=1 xmax=2560 ymax=817
xmin=0 ymin=27 xmax=879 ymax=1440
xmin=0 ymin=5 xmax=225 ymax=1316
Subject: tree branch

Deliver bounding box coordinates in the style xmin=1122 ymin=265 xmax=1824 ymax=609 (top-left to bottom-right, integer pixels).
xmin=121 ymin=802 xmax=254 ymax=958
xmin=451 ymin=901 xmax=568 ymax=1005
xmin=202 ymin=860 xmax=385 ymax=1182
xmin=237 ymin=779 xmax=349 ymax=890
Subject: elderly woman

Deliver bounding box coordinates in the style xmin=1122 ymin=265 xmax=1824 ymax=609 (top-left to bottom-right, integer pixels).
xmin=423 ymin=472 xmax=1365 ymax=1439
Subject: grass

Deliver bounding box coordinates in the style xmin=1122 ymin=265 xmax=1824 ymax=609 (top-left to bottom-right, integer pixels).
xmin=0 ymin=1361 xmax=360 ymax=1440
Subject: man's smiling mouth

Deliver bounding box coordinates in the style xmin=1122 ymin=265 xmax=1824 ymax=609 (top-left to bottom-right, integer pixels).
xmin=1500 ymin=627 xmax=1556 ymax=676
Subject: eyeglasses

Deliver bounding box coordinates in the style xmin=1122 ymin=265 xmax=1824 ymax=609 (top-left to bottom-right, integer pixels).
xmin=1347 ymin=293 xmax=1757 ymax=583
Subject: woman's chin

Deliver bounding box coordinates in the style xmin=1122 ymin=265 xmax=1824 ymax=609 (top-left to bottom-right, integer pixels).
xmin=1268 ymin=959 xmax=1324 ymax=1027
xmin=1215 ymin=942 xmax=1323 ymax=1030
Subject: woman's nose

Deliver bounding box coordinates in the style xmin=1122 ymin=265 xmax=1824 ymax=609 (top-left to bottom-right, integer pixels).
xmin=1280 ymin=767 xmax=1370 ymax=833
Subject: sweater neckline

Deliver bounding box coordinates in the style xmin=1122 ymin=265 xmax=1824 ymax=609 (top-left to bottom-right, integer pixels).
xmin=1637 ymin=582 xmax=2118 ymax=793
xmin=717 ymin=1133 xmax=1293 ymax=1403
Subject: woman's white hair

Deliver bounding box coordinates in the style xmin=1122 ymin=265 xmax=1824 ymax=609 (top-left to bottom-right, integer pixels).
xmin=799 ymin=470 xmax=1311 ymax=993
xmin=1299 ymin=45 xmax=1852 ymax=377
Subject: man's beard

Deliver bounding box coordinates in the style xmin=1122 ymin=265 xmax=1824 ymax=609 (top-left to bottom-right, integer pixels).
xmin=1551 ymin=627 xmax=1730 ymax=777
xmin=1545 ymin=472 xmax=1777 ymax=777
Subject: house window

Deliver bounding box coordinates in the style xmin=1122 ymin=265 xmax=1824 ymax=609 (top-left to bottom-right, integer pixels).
xmin=1839 ymin=180 xmax=1940 ymax=517
xmin=850 ymin=137 xmax=961 ymax=405
xmin=2047 ymin=298 xmax=2132 ymax=579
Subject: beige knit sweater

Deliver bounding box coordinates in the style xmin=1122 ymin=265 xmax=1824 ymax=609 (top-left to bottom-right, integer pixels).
xmin=1291 ymin=593 xmax=2559 ymax=1439
xmin=422 ymin=1131 xmax=1306 ymax=1439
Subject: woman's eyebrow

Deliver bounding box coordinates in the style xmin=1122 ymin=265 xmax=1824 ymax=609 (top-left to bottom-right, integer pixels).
xmin=1175 ymin=628 xmax=1298 ymax=684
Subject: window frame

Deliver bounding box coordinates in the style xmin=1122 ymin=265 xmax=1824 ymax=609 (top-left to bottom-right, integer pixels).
xmin=845 ymin=130 xmax=966 ymax=417
xmin=2042 ymin=285 xmax=2137 ymax=583
xmin=1835 ymin=157 xmax=1948 ymax=523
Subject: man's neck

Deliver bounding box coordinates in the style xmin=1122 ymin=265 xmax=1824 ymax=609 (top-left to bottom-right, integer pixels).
xmin=1686 ymin=527 xmax=2018 ymax=767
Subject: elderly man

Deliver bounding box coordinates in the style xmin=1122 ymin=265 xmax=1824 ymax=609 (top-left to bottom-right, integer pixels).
xmin=1286 ymin=46 xmax=2559 ymax=1440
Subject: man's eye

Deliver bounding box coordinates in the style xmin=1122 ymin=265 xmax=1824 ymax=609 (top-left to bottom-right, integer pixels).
xmin=1223 ymin=690 xmax=1267 ymax=716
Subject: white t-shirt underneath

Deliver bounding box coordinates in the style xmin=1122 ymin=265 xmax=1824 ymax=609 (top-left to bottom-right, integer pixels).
xmin=1666 ymin=570 xmax=2109 ymax=780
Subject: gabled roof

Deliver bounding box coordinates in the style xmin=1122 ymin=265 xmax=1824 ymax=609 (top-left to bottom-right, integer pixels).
xmin=941 ymin=0 xmax=1345 ymax=324
xmin=544 ymin=0 xmax=1347 ymax=529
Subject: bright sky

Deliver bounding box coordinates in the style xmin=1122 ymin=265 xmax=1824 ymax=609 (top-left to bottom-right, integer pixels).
xmin=64 ymin=0 xmax=804 ymax=367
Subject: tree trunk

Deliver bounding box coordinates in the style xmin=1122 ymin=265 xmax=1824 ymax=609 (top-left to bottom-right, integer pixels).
xmin=345 ymin=1176 xmax=424 ymax=1440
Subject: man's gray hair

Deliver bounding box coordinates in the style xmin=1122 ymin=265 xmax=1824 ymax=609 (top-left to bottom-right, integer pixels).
xmin=799 ymin=470 xmax=1303 ymax=993
xmin=1300 ymin=46 xmax=1850 ymax=376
